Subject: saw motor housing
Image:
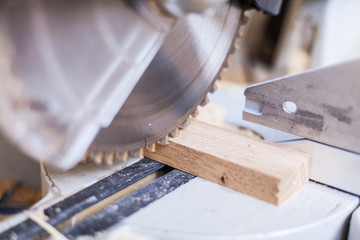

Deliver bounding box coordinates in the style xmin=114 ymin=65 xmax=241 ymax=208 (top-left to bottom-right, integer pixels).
xmin=0 ymin=0 xmax=282 ymax=169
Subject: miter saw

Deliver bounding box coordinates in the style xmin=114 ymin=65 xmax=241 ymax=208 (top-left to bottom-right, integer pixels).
xmin=0 ymin=0 xmax=282 ymax=170
xmin=2 ymin=1 xmax=360 ymax=239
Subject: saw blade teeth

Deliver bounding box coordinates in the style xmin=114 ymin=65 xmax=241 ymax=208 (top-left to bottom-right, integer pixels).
xmin=80 ymin=150 xmax=90 ymax=163
xmin=89 ymin=151 xmax=103 ymax=165
xmin=191 ymin=108 xmax=199 ymax=118
xmin=104 ymin=152 xmax=114 ymax=165
xmin=237 ymin=30 xmax=244 ymax=38
xmin=179 ymin=118 xmax=190 ymax=129
xmin=220 ymin=63 xmax=229 ymax=75
xmin=200 ymin=96 xmax=209 ymax=107
xmin=241 ymin=15 xmax=249 ymax=25
xmin=88 ymin=150 xmax=96 ymax=161
xmin=115 ymin=151 xmax=128 ymax=162
xmin=169 ymin=127 xmax=179 ymax=138
xmin=80 ymin=156 xmax=87 ymax=164
xmin=94 ymin=153 xmax=103 ymax=165
xmin=210 ymin=83 xmax=218 ymax=93
xmin=220 ymin=69 xmax=227 ymax=79
xmin=234 ymin=42 xmax=240 ymax=50
xmin=158 ymin=135 xmax=170 ymax=145
xmin=130 ymin=148 xmax=144 ymax=159
xmin=230 ymin=43 xmax=238 ymax=54
xmin=146 ymin=143 xmax=156 ymax=152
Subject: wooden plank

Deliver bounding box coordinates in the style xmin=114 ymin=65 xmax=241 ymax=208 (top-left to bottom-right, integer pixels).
xmin=145 ymin=120 xmax=311 ymax=205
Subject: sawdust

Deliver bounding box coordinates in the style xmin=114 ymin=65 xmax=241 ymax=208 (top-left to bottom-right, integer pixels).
xmin=0 ymin=179 xmax=42 ymax=221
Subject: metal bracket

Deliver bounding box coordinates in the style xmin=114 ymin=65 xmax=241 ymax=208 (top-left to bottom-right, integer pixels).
xmin=243 ymin=59 xmax=360 ymax=154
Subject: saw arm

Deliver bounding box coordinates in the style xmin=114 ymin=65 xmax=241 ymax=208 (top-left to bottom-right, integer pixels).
xmin=0 ymin=0 xmax=283 ymax=169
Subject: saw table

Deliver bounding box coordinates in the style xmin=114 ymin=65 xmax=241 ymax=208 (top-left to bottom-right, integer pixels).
xmin=0 ymin=155 xmax=358 ymax=239
xmin=1 ymin=155 xmax=358 ymax=239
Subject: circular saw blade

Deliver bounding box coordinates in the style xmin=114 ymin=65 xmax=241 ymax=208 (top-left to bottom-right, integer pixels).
xmin=91 ymin=3 xmax=242 ymax=153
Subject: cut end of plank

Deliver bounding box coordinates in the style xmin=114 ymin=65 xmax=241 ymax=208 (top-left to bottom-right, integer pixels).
xmin=145 ymin=120 xmax=311 ymax=205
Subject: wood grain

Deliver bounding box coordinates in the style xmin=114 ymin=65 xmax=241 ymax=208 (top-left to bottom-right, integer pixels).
xmin=145 ymin=120 xmax=311 ymax=205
